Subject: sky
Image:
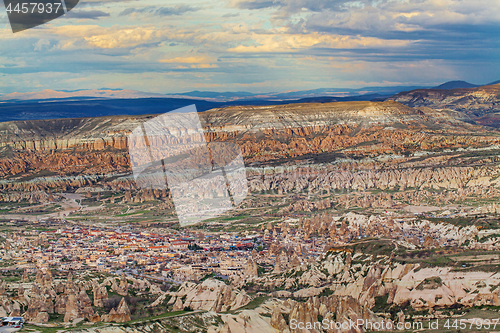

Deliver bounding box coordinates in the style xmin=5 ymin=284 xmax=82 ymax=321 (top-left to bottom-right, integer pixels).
xmin=0 ymin=0 xmax=499 ymax=94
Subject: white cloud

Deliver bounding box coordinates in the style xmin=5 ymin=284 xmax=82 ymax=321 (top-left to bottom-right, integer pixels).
xmin=0 ymin=0 xmax=498 ymax=93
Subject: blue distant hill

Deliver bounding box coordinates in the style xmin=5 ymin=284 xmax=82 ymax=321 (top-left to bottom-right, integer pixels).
xmin=177 ymin=91 xmax=255 ymax=98
xmin=0 ymin=98 xmax=221 ymax=122
xmin=0 ymin=85 xmax=427 ymax=122
xmin=2 ymin=81 xmax=498 ymax=122
xmin=432 ymin=81 xmax=479 ymax=90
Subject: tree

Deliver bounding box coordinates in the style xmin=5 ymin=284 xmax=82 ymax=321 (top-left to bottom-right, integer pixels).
xmin=188 ymin=243 xmax=203 ymax=251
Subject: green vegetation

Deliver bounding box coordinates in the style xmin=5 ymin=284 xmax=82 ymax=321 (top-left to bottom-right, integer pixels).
xmin=372 ymin=294 xmax=390 ymax=313
xmin=319 ymin=288 xmax=334 ymax=297
xmin=231 ymin=296 xmax=268 ymax=312
xmin=127 ymin=310 xmax=193 ymax=324
xmin=115 ymin=210 xmax=150 ymax=217
xmin=0 ymin=259 xmax=15 ymax=267
xmin=416 ymin=276 xmax=443 ymax=290
xmin=15 ymin=170 xmax=58 ymax=182
xmin=348 ymin=238 xmax=397 ymax=256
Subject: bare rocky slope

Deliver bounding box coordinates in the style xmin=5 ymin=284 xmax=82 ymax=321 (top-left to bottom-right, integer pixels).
xmin=389 ymin=83 xmax=500 ymax=117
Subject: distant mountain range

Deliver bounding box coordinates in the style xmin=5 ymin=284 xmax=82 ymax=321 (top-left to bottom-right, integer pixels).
xmin=432 ymin=81 xmax=480 ymax=89
xmin=0 ymin=85 xmax=428 ymax=103
xmin=0 ymin=89 xmax=168 ymax=101
xmin=1 ymin=81 xmax=498 ymax=103
xmin=0 ymin=80 xmax=498 ymax=122
xmin=173 ymin=86 xmax=429 ymax=101
xmin=432 ymin=80 xmax=500 ymax=90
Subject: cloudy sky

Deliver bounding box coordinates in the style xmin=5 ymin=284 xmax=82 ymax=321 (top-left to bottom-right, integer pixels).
xmin=0 ymin=0 xmax=499 ymax=94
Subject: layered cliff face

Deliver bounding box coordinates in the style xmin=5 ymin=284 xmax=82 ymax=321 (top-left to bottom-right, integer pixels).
xmin=389 ymin=84 xmax=500 ymax=116
xmin=162 ymin=279 xmax=251 ymax=312
xmin=0 ymin=101 xmax=493 ymax=179
xmin=0 ymin=116 xmax=137 ymax=151
xmin=0 ymin=100 xmax=499 ymax=208
xmin=0 ymin=101 xmax=484 ymax=153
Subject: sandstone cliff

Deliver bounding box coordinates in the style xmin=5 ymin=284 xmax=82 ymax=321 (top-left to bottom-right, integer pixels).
xmin=162 ymin=278 xmax=251 ymax=313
